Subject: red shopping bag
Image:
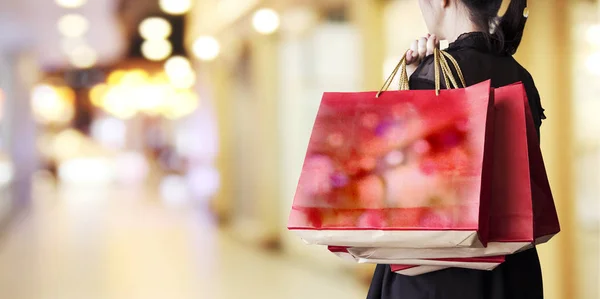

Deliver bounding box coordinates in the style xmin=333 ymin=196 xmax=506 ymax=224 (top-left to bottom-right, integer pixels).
xmin=520 ymin=85 xmax=561 ymax=244
xmin=488 ymin=83 xmax=560 ymax=246
xmin=485 ymin=84 xmax=534 ymax=245
xmin=344 ymin=83 xmax=560 ymax=261
xmin=288 ymin=80 xmax=495 ymax=248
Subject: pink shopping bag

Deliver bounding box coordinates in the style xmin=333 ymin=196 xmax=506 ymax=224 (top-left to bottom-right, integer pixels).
xmin=289 ymin=81 xmax=495 ymax=248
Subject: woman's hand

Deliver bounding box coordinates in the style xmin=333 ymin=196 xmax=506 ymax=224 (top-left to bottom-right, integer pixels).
xmin=406 ymin=34 xmax=439 ymax=77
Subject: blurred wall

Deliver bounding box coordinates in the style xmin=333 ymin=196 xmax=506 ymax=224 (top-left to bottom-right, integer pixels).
xmin=516 ymin=1 xmax=578 ymax=298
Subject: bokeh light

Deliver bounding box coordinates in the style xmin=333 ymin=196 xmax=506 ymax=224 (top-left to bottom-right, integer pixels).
xmin=192 ymin=36 xmax=220 ymax=61
xmin=31 ymin=84 xmax=75 ymax=124
xmin=139 ymin=17 xmax=172 ymax=40
xmin=89 ymin=83 xmax=109 ymax=107
xmin=94 ymin=69 xmax=199 ymax=119
xmin=90 ymin=117 xmax=127 ymax=150
xmin=252 ymin=8 xmax=281 ymax=35
xmin=165 ymin=56 xmax=192 ymax=79
xmin=107 ymin=70 xmax=127 ymax=85
xmin=68 ymin=44 xmax=98 ymax=68
xmin=586 ymin=24 xmax=600 ymax=46
xmin=58 ymin=158 xmax=115 ymax=184
xmin=102 ymin=87 xmax=137 ymax=119
xmin=170 ymin=71 xmax=196 ymax=90
xmin=57 ymin=14 xmax=90 ymax=38
xmin=164 ymin=90 xmax=199 ymax=119
xmin=141 ymin=39 xmax=173 ymax=61
xmin=164 ymin=56 xmax=195 ymax=89
xmin=121 ymin=69 xmax=150 ymax=86
xmin=159 ymin=0 xmax=192 ymax=15
xmin=134 ymin=83 xmax=169 ymax=114
xmin=52 ymin=129 xmax=84 ymax=161
xmin=55 ymin=0 xmax=86 ymax=9
xmin=586 ymin=52 xmax=600 ymax=76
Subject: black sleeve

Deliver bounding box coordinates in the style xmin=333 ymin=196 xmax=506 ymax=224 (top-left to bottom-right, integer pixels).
xmin=523 ymin=73 xmax=546 ymax=132
xmin=408 ymin=56 xmax=438 ymax=91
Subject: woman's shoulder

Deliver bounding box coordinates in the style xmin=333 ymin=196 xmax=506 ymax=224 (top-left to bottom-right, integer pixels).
xmin=410 ymin=49 xmax=546 ymax=128
xmin=410 ymin=48 xmax=494 ymax=88
xmin=412 ymin=48 xmax=536 ymax=86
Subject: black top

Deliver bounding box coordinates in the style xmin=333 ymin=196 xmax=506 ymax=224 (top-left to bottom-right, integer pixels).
xmin=366 ymin=32 xmax=546 ymax=299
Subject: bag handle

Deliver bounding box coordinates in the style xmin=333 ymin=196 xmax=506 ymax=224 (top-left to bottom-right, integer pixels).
xmin=438 ymin=50 xmax=466 ymax=89
xmin=376 ymin=48 xmax=466 ymax=98
xmin=377 ymin=54 xmax=410 ymax=98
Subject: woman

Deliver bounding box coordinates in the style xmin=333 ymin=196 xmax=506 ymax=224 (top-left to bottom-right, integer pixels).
xmin=367 ymin=0 xmax=547 ymax=298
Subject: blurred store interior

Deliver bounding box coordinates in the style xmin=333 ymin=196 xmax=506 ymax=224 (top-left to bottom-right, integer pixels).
xmin=0 ymin=0 xmax=597 ymax=298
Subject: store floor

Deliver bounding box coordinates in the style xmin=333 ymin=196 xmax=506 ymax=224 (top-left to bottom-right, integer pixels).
xmin=0 ymin=178 xmax=367 ymax=299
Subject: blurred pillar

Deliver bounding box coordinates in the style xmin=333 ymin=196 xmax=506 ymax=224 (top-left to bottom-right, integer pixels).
xmin=207 ymin=59 xmax=236 ymax=224
xmin=350 ymin=0 xmax=386 ymax=90
xmin=515 ymin=1 xmax=575 ymax=298
xmin=249 ymin=33 xmax=282 ymax=245
xmin=0 ymin=51 xmax=38 ymax=222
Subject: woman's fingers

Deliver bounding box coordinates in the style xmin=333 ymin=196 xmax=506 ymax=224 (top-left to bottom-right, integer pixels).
xmin=407 ymin=40 xmax=419 ymax=64
xmin=408 ymin=35 xmax=439 ymax=65
xmin=406 ymin=50 xmax=414 ymax=64
xmin=406 ymin=34 xmax=439 ymax=77
xmin=426 ymin=34 xmax=437 ymax=56
xmin=410 ymin=39 xmax=419 ymax=53
xmin=417 ymin=37 xmax=427 ymax=59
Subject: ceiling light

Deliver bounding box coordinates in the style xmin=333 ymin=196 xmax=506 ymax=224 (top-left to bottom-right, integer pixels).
xmin=159 ymin=0 xmax=192 ymax=15
xmin=252 ymin=8 xmax=280 ymax=35
xmin=69 ymin=45 xmax=98 ymax=68
xmin=57 ymin=14 xmax=90 ymax=38
xmin=139 ymin=17 xmax=172 ymax=40
xmin=141 ymin=40 xmax=173 ymax=61
xmin=192 ymin=36 xmax=220 ymax=61
xmin=55 ymin=0 xmax=86 ymax=9
xmin=165 ymin=56 xmax=192 ymax=79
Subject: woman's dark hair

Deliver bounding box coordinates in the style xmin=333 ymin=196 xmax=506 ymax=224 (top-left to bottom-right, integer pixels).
xmin=461 ymin=0 xmax=528 ymax=55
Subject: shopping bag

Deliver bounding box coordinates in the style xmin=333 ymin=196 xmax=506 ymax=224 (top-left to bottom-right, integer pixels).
xmin=328 ymin=246 xmax=503 ymax=271
xmin=391 ymin=265 xmax=448 ymax=276
xmin=328 ymin=246 xmax=358 ymax=262
xmin=288 ymin=76 xmax=495 ymax=248
xmin=391 ymin=256 xmax=505 ymax=271
xmin=346 ymin=82 xmax=560 ymax=261
xmin=521 ymin=84 xmax=561 ymax=245
xmin=390 ymin=256 xmax=504 ymax=274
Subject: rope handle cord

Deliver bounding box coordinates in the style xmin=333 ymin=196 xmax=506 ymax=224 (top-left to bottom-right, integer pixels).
xmin=376 ymin=48 xmax=466 ymax=98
